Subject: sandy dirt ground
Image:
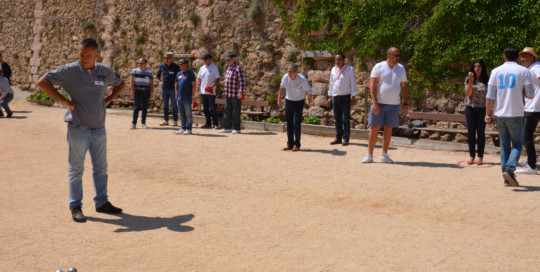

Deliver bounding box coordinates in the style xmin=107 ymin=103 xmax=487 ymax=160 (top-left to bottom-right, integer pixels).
xmin=1 ymin=89 xmax=540 ymax=271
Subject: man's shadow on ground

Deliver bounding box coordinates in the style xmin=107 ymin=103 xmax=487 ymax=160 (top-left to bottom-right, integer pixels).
xmin=512 ymin=186 xmax=540 ymax=192
xmin=395 ymin=161 xmax=463 ymax=169
xmin=302 ymin=149 xmax=347 ymax=156
xmin=86 ymin=213 xmax=194 ymax=233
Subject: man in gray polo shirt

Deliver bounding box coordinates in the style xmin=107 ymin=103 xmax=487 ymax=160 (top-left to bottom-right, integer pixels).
xmin=37 ymin=38 xmax=126 ymax=223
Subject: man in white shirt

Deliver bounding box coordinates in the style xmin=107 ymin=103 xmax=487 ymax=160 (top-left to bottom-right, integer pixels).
xmin=277 ymin=63 xmax=313 ymax=151
xmin=515 ymin=47 xmax=540 ymax=175
xmin=197 ymin=54 xmax=221 ymax=129
xmin=485 ymin=46 xmax=535 ymax=187
xmin=326 ymin=53 xmax=357 ymax=146
xmin=362 ymin=47 xmax=408 ymax=164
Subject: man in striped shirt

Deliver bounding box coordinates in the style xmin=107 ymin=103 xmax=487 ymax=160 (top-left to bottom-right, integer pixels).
xmin=130 ymin=57 xmax=154 ymax=129
xmin=219 ymin=53 xmax=246 ymax=134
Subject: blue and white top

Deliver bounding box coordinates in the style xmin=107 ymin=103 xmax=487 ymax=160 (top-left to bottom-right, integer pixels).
xmin=131 ymin=67 xmax=153 ymax=90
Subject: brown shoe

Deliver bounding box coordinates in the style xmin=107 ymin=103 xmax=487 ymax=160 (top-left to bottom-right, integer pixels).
xmin=342 ymin=139 xmax=349 ymax=146
xmin=330 ymin=139 xmax=342 ymax=145
xmin=292 ymin=146 xmax=300 ymax=152
xmin=283 ymin=146 xmax=293 ymax=151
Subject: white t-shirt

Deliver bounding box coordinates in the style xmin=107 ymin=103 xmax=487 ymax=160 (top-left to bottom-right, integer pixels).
xmin=197 ymin=63 xmax=221 ymax=95
xmin=524 ymin=62 xmax=540 ymax=112
xmin=487 ymin=61 xmax=533 ymax=117
xmin=280 ymin=73 xmax=312 ymax=101
xmin=370 ymin=61 xmax=407 ymax=105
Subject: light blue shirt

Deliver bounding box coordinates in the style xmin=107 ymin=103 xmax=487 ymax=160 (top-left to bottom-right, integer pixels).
xmin=280 ymin=73 xmax=312 ymax=101
xmin=44 ymin=61 xmax=123 ymax=128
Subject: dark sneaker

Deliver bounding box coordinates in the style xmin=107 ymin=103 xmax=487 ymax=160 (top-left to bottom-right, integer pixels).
xmin=201 ymin=124 xmax=211 ymax=128
xmin=0 ymin=111 xmax=4 ymax=117
xmin=504 ymin=179 xmax=510 ymax=186
xmin=342 ymin=139 xmax=349 ymax=146
xmin=330 ymin=139 xmax=342 ymax=145
xmin=71 ymin=207 xmax=87 ymax=223
xmin=96 ymin=202 xmax=123 ymax=214
xmin=6 ymin=111 xmax=12 ymax=118
xmin=502 ymin=171 xmax=519 ymax=187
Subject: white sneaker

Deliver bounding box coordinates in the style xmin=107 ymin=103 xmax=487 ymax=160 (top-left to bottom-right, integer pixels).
xmin=142 ymin=123 xmax=148 ymax=129
xmin=183 ymin=130 xmax=192 ymax=135
xmin=361 ymin=154 xmax=373 ymax=163
xmin=231 ymin=130 xmax=241 ymax=134
xmin=174 ymin=129 xmax=184 ymax=135
xmin=518 ymin=159 xmax=528 ymax=168
xmin=219 ymin=129 xmax=232 ymax=133
xmin=380 ymin=153 xmax=394 ymax=164
xmin=515 ymin=164 xmax=537 ymax=175
xmin=172 ymin=121 xmax=178 ymax=127
xmin=159 ymin=120 xmax=169 ymax=126
xmin=130 ymin=124 xmax=136 ymax=130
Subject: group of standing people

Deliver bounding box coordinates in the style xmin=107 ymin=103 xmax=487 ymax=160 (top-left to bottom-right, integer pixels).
xmin=465 ymin=46 xmax=539 ymax=187
xmin=130 ymin=52 xmax=245 ymax=135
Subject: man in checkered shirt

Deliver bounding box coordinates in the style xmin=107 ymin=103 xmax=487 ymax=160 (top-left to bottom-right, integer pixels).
xmin=219 ymin=53 xmax=246 ymax=134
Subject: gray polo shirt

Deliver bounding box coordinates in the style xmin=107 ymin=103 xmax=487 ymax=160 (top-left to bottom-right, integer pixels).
xmin=0 ymin=76 xmax=13 ymax=95
xmin=44 ymin=61 xmax=122 ymax=128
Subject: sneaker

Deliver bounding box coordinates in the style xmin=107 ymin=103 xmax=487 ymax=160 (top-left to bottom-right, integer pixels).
xmin=159 ymin=120 xmax=169 ymax=126
xmin=0 ymin=111 xmax=3 ymax=117
xmin=174 ymin=129 xmax=185 ymax=135
xmin=515 ymin=164 xmax=537 ymax=175
xmin=130 ymin=124 xmax=136 ymax=130
xmin=361 ymin=154 xmax=373 ymax=163
xmin=292 ymin=146 xmax=300 ymax=151
xmin=502 ymin=171 xmax=519 ymax=187
xmin=183 ymin=130 xmax=192 ymax=135
xmin=518 ymin=159 xmax=528 ymax=168
xmin=71 ymin=207 xmax=87 ymax=223
xmin=6 ymin=112 xmax=12 ymax=118
xmin=504 ymin=179 xmax=510 ymax=186
xmin=342 ymin=139 xmax=349 ymax=146
xmin=142 ymin=123 xmax=148 ymax=129
xmin=201 ymin=124 xmax=211 ymax=129
xmin=172 ymin=121 xmax=178 ymax=126
xmin=231 ymin=130 xmax=241 ymax=134
xmin=219 ymin=129 xmax=232 ymax=133
xmin=214 ymin=126 xmax=222 ymax=130
xmin=380 ymin=153 xmax=394 ymax=164
xmin=96 ymin=201 xmax=123 ymax=214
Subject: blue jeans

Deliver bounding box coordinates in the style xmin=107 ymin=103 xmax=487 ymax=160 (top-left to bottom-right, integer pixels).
xmin=132 ymin=90 xmax=150 ymax=125
xmin=223 ymin=97 xmax=242 ymax=130
xmin=333 ymin=95 xmax=351 ymax=140
xmin=67 ymin=124 xmax=109 ymax=209
xmin=201 ymin=94 xmax=219 ymax=126
xmin=0 ymin=93 xmax=13 ymax=114
xmin=161 ymin=88 xmax=178 ymax=121
xmin=177 ymin=100 xmax=193 ymax=130
xmin=286 ymin=99 xmax=304 ymax=147
xmin=465 ymin=106 xmax=486 ymax=158
xmin=495 ymin=116 xmax=523 ymax=173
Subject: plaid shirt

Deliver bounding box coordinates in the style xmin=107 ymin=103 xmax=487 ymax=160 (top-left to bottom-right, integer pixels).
xmin=223 ymin=62 xmax=246 ymax=97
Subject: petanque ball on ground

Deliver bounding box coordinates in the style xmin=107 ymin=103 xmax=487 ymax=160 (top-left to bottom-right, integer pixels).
xmin=68 ymin=268 xmax=77 ymax=272
xmin=56 ymin=270 xmax=64 ymax=272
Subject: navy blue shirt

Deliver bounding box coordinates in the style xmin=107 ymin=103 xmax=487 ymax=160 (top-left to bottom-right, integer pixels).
xmin=175 ymin=70 xmax=196 ymax=102
xmin=156 ymin=62 xmax=180 ymax=89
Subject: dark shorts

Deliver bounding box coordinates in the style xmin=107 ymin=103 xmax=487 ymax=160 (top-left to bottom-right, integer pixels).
xmin=368 ymin=103 xmax=400 ymax=127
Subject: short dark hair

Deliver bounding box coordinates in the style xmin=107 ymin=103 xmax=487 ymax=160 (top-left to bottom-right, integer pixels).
xmin=179 ymin=58 xmax=189 ymax=64
xmin=504 ymin=46 xmax=519 ymax=61
xmin=202 ymin=54 xmax=212 ymax=60
xmin=80 ymin=38 xmax=99 ymax=51
xmin=336 ymin=52 xmax=346 ymax=59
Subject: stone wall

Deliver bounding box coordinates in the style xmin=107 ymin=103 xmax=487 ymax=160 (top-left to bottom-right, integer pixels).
xmin=0 ymin=0 xmax=470 ymax=133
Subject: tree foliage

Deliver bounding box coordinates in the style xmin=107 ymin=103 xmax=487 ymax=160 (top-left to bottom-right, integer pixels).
xmin=273 ymin=0 xmax=540 ymax=91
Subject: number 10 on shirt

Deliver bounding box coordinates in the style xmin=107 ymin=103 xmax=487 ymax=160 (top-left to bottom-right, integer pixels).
xmin=498 ymin=73 xmax=517 ymax=89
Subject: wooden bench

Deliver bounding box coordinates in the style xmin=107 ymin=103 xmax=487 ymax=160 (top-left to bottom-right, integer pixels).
xmin=195 ymin=98 xmax=269 ymax=117
xmin=408 ymin=111 xmax=500 ymax=146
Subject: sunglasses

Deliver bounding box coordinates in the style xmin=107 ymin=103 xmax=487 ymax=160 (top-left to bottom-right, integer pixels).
xmin=392 ymin=54 xmax=401 ymax=57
